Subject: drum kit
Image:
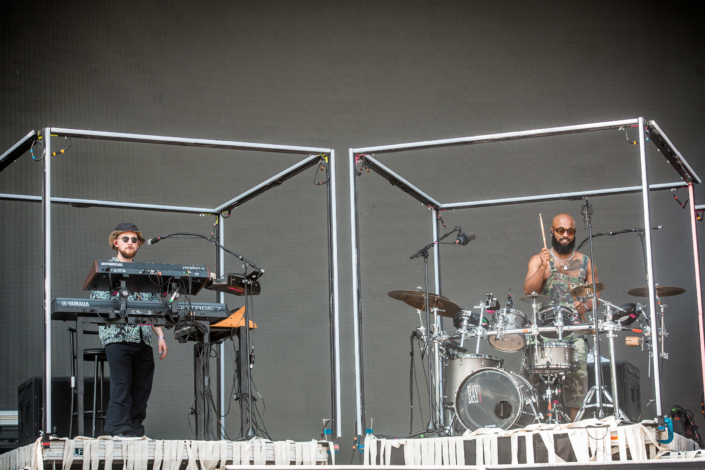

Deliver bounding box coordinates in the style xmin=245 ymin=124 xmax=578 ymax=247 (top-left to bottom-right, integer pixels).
xmin=388 ymin=281 xmax=685 ymax=434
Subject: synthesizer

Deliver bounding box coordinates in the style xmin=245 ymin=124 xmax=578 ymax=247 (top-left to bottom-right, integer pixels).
xmin=51 ymin=297 xmax=229 ymax=322
xmin=83 ymin=260 xmax=212 ymax=295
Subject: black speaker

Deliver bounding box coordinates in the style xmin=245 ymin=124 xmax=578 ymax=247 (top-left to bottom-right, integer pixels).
xmin=18 ymin=376 xmax=110 ymax=445
xmin=587 ymin=361 xmax=641 ymax=422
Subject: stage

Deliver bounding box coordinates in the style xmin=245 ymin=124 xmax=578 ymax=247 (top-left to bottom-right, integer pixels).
xmin=1 ymin=417 xmax=703 ymax=469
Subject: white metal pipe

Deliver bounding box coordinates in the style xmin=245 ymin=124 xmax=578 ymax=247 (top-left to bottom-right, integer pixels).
xmin=353 ymin=119 xmax=639 ymax=153
xmin=50 ymin=128 xmax=330 ymax=154
xmin=688 ymin=183 xmax=705 ymax=399
xmin=214 ymin=155 xmax=320 ymax=212
xmin=0 ymin=194 xmax=213 ymax=213
xmin=43 ymin=128 xmax=53 ymax=435
xmin=218 ymin=216 xmax=225 ymax=439
xmin=330 ymin=149 xmax=342 ymax=437
xmin=432 ymin=210 xmax=440 ymax=294
xmin=364 ymin=156 xmax=442 ymax=207
xmin=349 ymin=149 xmax=364 ymax=437
xmin=638 ymin=117 xmax=663 ymax=417
xmin=649 ymin=121 xmax=701 ymax=183
xmin=439 ymin=183 xmax=687 ymax=210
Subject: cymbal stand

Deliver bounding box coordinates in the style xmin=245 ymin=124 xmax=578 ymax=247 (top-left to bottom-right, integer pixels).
xmin=597 ymin=299 xmax=630 ymax=422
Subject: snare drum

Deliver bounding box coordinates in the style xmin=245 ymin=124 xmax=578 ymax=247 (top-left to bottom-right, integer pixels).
xmin=538 ymin=305 xmax=578 ymax=339
xmin=444 ymin=354 xmax=503 ymax=401
xmin=489 ymin=308 xmax=531 ymax=352
xmin=526 ymin=342 xmax=576 ymax=373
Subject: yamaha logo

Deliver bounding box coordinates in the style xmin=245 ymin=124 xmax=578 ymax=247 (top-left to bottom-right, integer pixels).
xmin=61 ymin=301 xmax=89 ymax=307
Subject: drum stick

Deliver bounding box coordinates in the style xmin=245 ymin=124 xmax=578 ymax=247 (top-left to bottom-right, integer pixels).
xmin=539 ymin=213 xmax=547 ymax=250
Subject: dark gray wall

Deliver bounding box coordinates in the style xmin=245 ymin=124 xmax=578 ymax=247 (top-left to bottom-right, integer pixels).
xmin=1 ymin=0 xmax=704 ymax=463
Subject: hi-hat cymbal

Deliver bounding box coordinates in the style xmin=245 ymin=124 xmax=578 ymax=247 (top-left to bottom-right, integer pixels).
xmin=571 ymin=283 xmax=605 ymax=297
xmin=387 ymin=290 xmax=462 ymax=317
xmin=519 ymin=293 xmax=550 ymax=304
xmin=628 ymin=286 xmax=685 ymax=297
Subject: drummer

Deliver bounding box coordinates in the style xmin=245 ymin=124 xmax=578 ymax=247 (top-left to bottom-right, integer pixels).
xmin=524 ymin=213 xmax=600 ymax=421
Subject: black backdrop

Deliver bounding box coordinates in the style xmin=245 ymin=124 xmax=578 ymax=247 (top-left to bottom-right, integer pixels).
xmin=1 ymin=0 xmax=705 ymax=463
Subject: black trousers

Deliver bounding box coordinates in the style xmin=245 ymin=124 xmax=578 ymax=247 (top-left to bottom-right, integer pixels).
xmin=104 ymin=341 xmax=155 ymax=436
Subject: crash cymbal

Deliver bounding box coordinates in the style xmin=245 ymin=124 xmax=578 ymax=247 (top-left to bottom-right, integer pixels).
xmin=570 ymin=283 xmax=605 ymax=297
xmin=387 ymin=290 xmax=462 ymax=317
xmin=628 ymin=286 xmax=685 ymax=297
xmin=519 ymin=293 xmax=550 ymax=304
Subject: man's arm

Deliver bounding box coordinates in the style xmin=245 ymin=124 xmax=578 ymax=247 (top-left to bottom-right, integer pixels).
xmin=524 ymin=248 xmax=550 ymax=295
xmin=152 ymin=326 xmax=168 ymax=360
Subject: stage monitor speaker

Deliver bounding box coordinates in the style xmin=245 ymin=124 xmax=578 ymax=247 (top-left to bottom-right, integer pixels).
xmin=18 ymin=376 xmax=110 ymax=446
xmin=587 ymin=360 xmax=641 ymax=422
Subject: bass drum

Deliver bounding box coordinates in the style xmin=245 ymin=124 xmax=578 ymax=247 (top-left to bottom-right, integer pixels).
xmin=444 ymin=354 xmax=503 ymax=402
xmin=488 ymin=308 xmax=531 ymax=353
xmin=455 ymin=368 xmax=539 ymax=431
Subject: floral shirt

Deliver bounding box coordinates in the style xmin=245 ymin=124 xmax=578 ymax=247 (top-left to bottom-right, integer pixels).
xmin=90 ymin=257 xmax=160 ymax=348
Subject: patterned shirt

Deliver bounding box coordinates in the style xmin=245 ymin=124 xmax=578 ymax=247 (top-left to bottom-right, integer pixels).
xmin=90 ymin=257 xmax=160 ymax=348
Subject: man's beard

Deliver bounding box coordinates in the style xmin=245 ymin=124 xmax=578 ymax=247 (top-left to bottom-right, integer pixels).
xmin=118 ymin=246 xmax=137 ymax=259
xmin=552 ymin=232 xmax=575 ymax=255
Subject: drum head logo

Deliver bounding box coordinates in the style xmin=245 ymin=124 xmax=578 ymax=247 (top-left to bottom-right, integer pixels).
xmin=466 ymin=384 xmax=481 ymax=404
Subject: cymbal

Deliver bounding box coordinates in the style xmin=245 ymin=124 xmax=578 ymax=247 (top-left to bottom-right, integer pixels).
xmin=387 ymin=290 xmax=462 ymax=317
xmin=519 ymin=293 xmax=550 ymax=304
xmin=571 ymin=283 xmax=605 ymax=297
xmin=628 ymin=286 xmax=685 ymax=297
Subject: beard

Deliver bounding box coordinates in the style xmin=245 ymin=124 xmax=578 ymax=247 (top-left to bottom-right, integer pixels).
xmin=118 ymin=246 xmax=137 ymax=260
xmin=552 ymin=232 xmax=575 ymax=255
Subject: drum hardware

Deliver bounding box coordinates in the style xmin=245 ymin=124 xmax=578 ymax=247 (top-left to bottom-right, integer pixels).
xmin=575 ymin=299 xmax=630 ymax=423
xmin=537 ymin=373 xmax=572 ymax=424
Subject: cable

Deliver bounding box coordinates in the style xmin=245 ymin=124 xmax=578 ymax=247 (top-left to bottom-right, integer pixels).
xmin=314 ymin=156 xmax=329 ymax=186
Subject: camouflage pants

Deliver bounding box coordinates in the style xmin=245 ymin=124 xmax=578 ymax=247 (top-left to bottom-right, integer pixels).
xmin=526 ymin=336 xmax=588 ymax=409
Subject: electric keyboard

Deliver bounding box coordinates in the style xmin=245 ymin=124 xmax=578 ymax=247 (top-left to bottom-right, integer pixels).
xmin=83 ymin=260 xmax=212 ymax=295
xmin=51 ymin=298 xmax=229 ymax=322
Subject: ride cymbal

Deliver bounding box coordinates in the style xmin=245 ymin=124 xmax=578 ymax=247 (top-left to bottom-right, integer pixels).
xmin=628 ymin=286 xmax=685 ymax=297
xmin=387 ymin=290 xmax=462 ymax=317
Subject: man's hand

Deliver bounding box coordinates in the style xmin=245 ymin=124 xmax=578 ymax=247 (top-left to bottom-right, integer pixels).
xmin=574 ymin=301 xmax=587 ymax=315
xmin=539 ymin=248 xmax=550 ymax=268
xmin=158 ymin=338 xmax=168 ymax=360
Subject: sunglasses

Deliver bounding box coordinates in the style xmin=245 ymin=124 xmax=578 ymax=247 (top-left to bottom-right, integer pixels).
xmin=119 ymin=236 xmax=139 ymax=243
xmin=552 ymin=227 xmax=576 ymax=236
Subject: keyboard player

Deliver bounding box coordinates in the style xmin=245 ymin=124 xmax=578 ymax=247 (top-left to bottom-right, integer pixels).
xmin=90 ymin=223 xmax=168 ymax=437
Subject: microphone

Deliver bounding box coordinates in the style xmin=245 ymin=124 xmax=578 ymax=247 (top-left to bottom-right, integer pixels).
xmin=146 ymin=237 xmax=161 ymax=246
xmin=455 ymin=229 xmax=475 ymax=246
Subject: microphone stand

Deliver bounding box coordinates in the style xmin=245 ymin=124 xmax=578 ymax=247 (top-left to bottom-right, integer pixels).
xmin=150 ymin=231 xmax=262 ymax=437
xmin=410 ymin=227 xmax=460 ymax=434
xmin=149 ymin=232 xmax=264 ymax=277
xmin=575 ymin=197 xmax=621 ymax=421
